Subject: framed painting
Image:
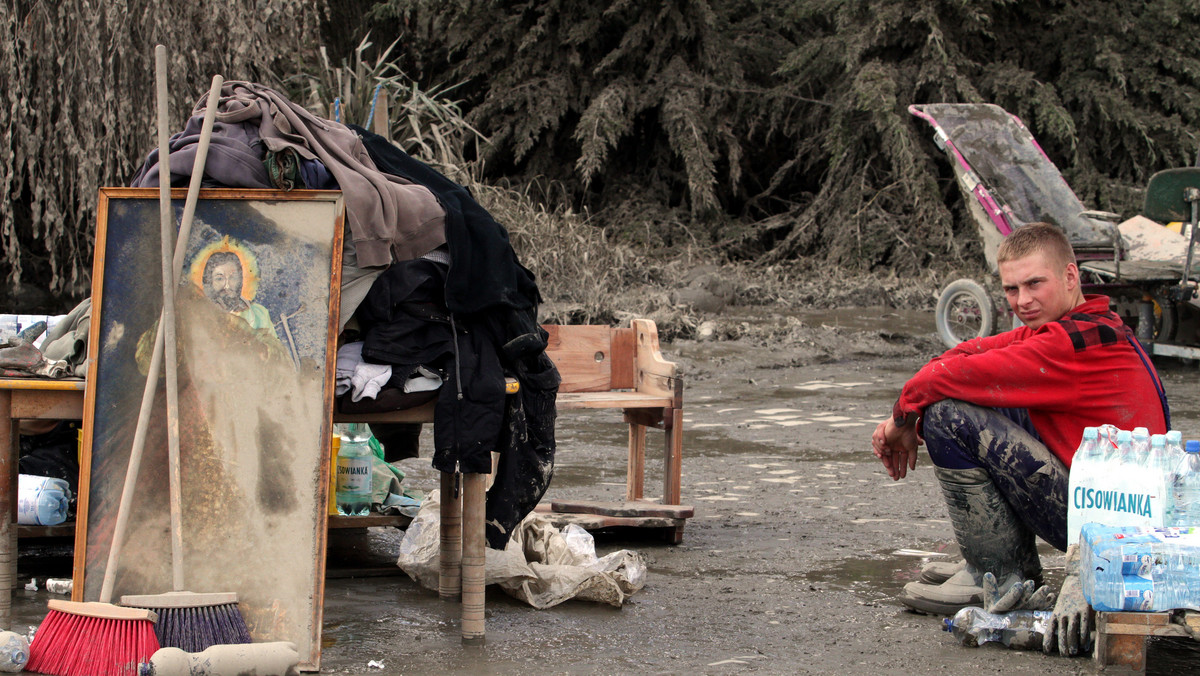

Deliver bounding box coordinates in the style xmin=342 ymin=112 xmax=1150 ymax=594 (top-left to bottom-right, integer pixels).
xmin=75 ymin=188 xmax=344 ymax=671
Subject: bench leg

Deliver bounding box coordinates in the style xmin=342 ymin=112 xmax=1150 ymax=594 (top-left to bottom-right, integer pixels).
xmin=438 ymin=472 xmax=461 ymax=600
xmin=461 ymin=473 xmax=486 ymax=644
xmin=662 ymin=408 xmax=682 ymax=505
xmin=626 ymin=422 xmax=646 ymax=501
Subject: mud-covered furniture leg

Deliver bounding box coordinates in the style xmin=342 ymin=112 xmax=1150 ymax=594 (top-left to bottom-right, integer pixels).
xmin=438 ymin=471 xmax=461 ymax=600
xmin=461 ymin=473 xmax=486 ymax=644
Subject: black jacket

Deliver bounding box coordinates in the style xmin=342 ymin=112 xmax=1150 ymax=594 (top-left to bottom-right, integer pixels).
xmin=350 ymin=128 xmax=560 ymax=548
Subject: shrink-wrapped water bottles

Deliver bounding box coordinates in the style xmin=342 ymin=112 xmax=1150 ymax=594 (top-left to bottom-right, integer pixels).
xmin=1079 ymin=523 xmax=1200 ymax=611
xmin=1069 ymin=428 xmax=1159 ymax=541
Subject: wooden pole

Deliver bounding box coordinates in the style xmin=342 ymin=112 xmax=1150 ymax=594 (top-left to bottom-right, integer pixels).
xmin=438 ymin=472 xmax=461 ymax=600
xmin=460 ymin=472 xmax=486 ymax=644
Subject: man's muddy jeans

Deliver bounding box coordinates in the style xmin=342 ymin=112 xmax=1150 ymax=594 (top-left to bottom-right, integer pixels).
xmin=922 ymin=399 xmax=1069 ymax=551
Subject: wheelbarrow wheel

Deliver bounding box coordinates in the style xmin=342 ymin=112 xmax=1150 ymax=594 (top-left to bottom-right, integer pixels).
xmin=935 ymin=279 xmax=995 ymax=349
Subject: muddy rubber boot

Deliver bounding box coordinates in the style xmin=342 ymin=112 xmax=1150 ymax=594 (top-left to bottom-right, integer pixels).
xmin=899 ymin=467 xmax=1040 ymax=615
xmin=919 ymin=557 xmax=1043 ymax=586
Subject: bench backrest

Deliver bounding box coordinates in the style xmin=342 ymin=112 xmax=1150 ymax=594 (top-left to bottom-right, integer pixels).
xmin=542 ymin=319 xmax=677 ymax=396
xmin=543 ymin=325 xmax=635 ymax=393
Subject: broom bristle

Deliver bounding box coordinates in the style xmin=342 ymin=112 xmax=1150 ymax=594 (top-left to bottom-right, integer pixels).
xmin=26 ymin=601 xmax=159 ymax=676
xmin=120 ymin=592 xmax=251 ymax=653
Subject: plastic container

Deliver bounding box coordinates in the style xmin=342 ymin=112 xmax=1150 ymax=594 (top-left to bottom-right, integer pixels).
xmin=1066 ymin=426 xmax=1100 ymax=546
xmin=1079 ymin=523 xmax=1200 ymax=611
xmin=1171 ymin=440 xmax=1200 ymax=527
xmin=138 ymin=641 xmax=299 ymax=676
xmin=943 ymin=607 xmax=1051 ymax=650
xmin=335 ymin=423 xmax=373 ymax=516
xmin=1070 ymin=426 xmax=1159 ymax=533
xmin=0 ymin=630 xmax=29 ymax=673
xmin=17 ymin=475 xmax=70 ymax=526
xmin=328 ymin=435 xmax=340 ymax=517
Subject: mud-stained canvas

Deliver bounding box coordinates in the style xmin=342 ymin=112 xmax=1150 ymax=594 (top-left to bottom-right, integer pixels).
xmin=76 ymin=188 xmax=344 ymax=671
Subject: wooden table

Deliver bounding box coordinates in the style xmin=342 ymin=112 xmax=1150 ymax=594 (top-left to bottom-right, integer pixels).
xmin=0 ymin=378 xmax=86 ymax=630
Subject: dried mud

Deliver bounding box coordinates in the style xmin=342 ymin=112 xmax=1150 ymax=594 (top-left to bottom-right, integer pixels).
xmin=14 ymin=303 xmax=1200 ymax=675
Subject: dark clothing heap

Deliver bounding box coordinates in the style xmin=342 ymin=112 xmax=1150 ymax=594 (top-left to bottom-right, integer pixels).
xmin=350 ymin=126 xmax=560 ymax=548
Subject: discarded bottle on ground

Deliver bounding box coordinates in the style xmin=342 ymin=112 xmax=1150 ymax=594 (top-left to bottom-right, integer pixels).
xmin=336 ymin=423 xmax=373 ymax=516
xmin=943 ymin=607 xmax=1051 ymax=650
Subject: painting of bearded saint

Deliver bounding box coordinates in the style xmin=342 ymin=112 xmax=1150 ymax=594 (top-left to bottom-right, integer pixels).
xmin=80 ymin=190 xmax=343 ymax=671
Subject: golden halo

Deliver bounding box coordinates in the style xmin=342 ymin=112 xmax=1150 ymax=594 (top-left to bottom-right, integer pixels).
xmin=188 ymin=236 xmax=260 ymax=302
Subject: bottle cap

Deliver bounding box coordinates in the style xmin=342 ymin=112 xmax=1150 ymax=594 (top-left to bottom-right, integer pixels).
xmin=1082 ymin=427 xmax=1098 ymax=439
xmin=1152 ymin=434 xmax=1166 ymax=447
xmin=1168 ymin=430 xmax=1183 ymax=444
xmin=1187 ymin=440 xmax=1200 ymax=454
xmin=1117 ymin=430 xmax=1132 ymax=444
xmin=1134 ymin=427 xmax=1150 ymax=439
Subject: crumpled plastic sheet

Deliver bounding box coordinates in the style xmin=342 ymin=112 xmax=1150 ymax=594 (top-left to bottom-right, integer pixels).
xmin=397 ymin=490 xmax=647 ymax=609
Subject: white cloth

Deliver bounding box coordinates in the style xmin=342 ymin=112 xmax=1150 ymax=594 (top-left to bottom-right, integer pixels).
xmin=335 ymin=342 xmax=393 ymax=402
xmin=404 ymin=365 xmax=443 ymax=393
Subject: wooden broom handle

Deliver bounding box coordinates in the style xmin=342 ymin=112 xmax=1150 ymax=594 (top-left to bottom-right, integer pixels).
xmin=99 ymin=61 xmax=224 ymax=603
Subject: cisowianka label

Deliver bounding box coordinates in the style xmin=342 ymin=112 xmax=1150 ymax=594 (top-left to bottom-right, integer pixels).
xmin=1073 ymin=487 xmax=1155 ymax=519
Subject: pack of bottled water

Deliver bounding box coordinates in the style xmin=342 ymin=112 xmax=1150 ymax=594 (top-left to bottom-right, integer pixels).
xmin=1066 ymin=425 xmax=1200 ymax=548
xmin=1079 ymin=523 xmax=1200 ymax=612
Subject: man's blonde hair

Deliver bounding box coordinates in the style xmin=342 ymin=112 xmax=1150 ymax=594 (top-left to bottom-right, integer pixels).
xmin=996 ymin=222 xmax=1076 ymax=269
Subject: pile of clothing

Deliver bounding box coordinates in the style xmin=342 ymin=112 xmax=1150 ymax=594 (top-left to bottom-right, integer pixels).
xmin=130 ymin=81 xmax=559 ymax=548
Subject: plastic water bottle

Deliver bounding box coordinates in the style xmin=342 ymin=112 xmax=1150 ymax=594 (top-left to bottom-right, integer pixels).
xmin=1171 ymin=440 xmax=1200 ymax=527
xmin=943 ymin=607 xmax=1052 ymax=650
xmin=0 ymin=630 xmax=29 ymax=672
xmin=1148 ymin=434 xmax=1171 ymax=526
xmin=335 ymin=423 xmax=373 ymax=516
xmin=1066 ymin=426 xmax=1100 ymax=546
xmin=16 ymin=475 xmax=70 ymax=526
xmin=1132 ymin=427 xmax=1151 ymax=467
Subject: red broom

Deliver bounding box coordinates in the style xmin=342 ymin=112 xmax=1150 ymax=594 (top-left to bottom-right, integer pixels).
xmin=26 ymin=49 xmax=224 ymax=676
xmin=26 ymin=602 xmax=158 ymax=676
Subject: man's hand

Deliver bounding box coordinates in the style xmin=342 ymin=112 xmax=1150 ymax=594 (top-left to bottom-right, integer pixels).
xmin=871 ymin=417 xmax=921 ymax=480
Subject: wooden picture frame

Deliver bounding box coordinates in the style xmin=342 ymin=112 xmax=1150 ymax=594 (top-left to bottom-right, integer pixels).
xmin=75 ymin=188 xmax=344 ymax=671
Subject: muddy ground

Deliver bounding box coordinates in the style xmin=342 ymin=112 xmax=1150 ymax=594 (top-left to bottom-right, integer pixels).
xmin=14 ymin=305 xmax=1200 ymax=674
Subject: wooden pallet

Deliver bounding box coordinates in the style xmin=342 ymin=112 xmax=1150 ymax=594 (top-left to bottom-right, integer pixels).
xmin=535 ymin=500 xmax=694 ymax=544
xmin=1094 ymin=610 xmax=1200 ymax=672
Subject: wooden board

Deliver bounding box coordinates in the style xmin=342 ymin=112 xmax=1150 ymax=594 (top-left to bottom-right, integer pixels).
xmin=549 ymin=499 xmax=694 ymax=519
xmin=76 ymin=188 xmax=343 ymax=671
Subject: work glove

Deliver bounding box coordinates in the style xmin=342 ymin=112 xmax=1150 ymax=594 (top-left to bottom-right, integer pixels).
xmin=982 ymin=572 xmax=1056 ymax=613
xmin=1043 ymin=547 xmax=1092 ymax=656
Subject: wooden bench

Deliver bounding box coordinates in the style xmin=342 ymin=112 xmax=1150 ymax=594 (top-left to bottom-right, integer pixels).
xmin=332 ymin=318 xmax=692 ymax=643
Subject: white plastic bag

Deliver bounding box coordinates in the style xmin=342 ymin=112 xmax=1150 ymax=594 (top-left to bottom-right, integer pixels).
xmin=396 ymin=491 xmax=646 ymax=608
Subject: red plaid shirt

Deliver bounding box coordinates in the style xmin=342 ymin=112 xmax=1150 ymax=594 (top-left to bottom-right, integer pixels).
xmin=894 ymin=295 xmax=1168 ymax=468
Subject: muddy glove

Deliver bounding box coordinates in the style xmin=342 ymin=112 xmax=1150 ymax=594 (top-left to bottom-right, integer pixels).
xmin=1044 ymin=546 xmax=1091 ymax=655
xmin=982 ymin=572 xmax=1056 ymax=613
